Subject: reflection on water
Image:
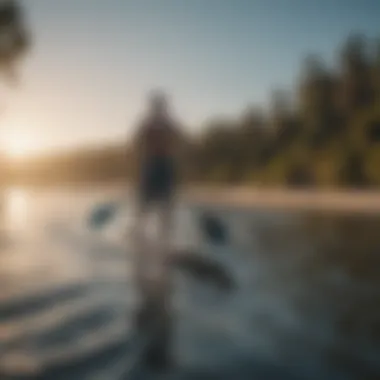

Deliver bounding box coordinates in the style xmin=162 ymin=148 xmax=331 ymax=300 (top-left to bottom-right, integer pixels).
xmin=252 ymin=211 xmax=380 ymax=379
xmin=2 ymin=187 xmax=30 ymax=233
xmin=0 ymin=188 xmax=380 ymax=380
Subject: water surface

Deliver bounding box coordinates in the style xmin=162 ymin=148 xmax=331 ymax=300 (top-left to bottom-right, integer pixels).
xmin=0 ymin=187 xmax=379 ymax=380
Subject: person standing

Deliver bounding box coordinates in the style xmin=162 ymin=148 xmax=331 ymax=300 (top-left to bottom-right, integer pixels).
xmin=130 ymin=89 xmax=184 ymax=370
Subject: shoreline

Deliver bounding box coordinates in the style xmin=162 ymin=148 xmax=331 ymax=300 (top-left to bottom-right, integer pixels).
xmin=4 ymin=183 xmax=380 ymax=214
xmin=183 ymin=187 xmax=380 ymax=215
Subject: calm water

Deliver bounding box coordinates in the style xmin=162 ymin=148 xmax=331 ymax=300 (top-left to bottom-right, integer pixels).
xmin=0 ymin=187 xmax=379 ymax=380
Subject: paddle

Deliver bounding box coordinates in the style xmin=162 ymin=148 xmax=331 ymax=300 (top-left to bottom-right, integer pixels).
xmin=87 ymin=200 xmax=230 ymax=248
xmin=199 ymin=211 xmax=229 ymax=245
xmin=87 ymin=201 xmax=120 ymax=230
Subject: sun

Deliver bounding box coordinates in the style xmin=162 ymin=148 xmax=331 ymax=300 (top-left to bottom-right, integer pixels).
xmin=4 ymin=132 xmax=39 ymax=160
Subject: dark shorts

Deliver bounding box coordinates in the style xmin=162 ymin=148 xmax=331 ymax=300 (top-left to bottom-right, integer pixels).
xmin=138 ymin=156 xmax=176 ymax=206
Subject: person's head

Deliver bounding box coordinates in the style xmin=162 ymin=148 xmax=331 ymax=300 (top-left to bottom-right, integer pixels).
xmin=147 ymin=89 xmax=169 ymax=116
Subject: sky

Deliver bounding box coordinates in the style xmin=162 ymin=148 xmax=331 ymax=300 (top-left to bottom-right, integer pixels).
xmin=1 ymin=0 xmax=379 ymax=157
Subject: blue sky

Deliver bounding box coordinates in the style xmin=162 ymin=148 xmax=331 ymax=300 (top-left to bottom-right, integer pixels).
xmin=2 ymin=0 xmax=379 ymax=155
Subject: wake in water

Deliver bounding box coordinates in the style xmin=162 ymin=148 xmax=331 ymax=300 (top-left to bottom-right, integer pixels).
xmin=0 ymin=199 xmax=258 ymax=380
xmin=1 ymin=192 xmax=379 ymax=379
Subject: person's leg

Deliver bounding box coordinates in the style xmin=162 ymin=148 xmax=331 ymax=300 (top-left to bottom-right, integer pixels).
xmin=154 ymin=156 xmax=176 ymax=287
xmin=141 ymin=198 xmax=174 ymax=371
xmin=133 ymin=159 xmax=165 ymax=330
xmin=158 ymin=199 xmax=173 ymax=266
xmin=133 ymin=161 xmax=155 ymax=309
xmin=146 ymin=158 xmax=176 ymax=369
xmin=133 ymin=198 xmax=149 ymax=299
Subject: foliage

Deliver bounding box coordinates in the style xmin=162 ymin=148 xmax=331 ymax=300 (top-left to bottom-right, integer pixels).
xmin=0 ymin=0 xmax=29 ymax=84
xmin=9 ymin=32 xmax=380 ymax=189
xmin=189 ymin=32 xmax=380 ymax=188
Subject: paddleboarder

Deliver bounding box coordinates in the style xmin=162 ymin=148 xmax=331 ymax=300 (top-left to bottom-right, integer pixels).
xmin=131 ymin=89 xmax=183 ymax=370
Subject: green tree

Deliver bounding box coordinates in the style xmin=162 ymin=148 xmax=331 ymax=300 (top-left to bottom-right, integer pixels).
xmin=0 ymin=0 xmax=30 ymax=84
xmin=298 ymin=55 xmax=340 ymax=149
xmin=338 ymin=33 xmax=374 ymax=113
xmin=239 ymin=106 xmax=268 ymax=168
xmin=0 ymin=0 xmax=30 ymax=185
xmin=269 ymin=89 xmax=300 ymax=152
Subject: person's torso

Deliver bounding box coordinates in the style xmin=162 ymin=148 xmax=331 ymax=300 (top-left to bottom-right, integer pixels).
xmin=141 ymin=116 xmax=175 ymax=158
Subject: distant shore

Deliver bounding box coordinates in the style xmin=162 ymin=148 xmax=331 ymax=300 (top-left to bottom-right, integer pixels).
xmin=4 ymin=183 xmax=380 ymax=214
xmin=183 ymin=187 xmax=380 ymax=215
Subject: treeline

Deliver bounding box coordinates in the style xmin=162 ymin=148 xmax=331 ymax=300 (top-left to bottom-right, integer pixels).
xmin=8 ymin=33 xmax=380 ymax=188
xmin=193 ymin=33 xmax=380 ymax=188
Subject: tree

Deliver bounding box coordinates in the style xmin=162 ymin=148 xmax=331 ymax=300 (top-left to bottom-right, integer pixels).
xmin=0 ymin=0 xmax=30 ymax=84
xmin=269 ymin=89 xmax=300 ymax=151
xmin=298 ymin=55 xmax=340 ymax=149
xmin=0 ymin=1 xmax=29 ymax=191
xmin=239 ymin=106 xmax=268 ymax=166
xmin=338 ymin=33 xmax=373 ymax=112
xmin=371 ymin=38 xmax=380 ymax=103
xmin=340 ymin=151 xmax=369 ymax=188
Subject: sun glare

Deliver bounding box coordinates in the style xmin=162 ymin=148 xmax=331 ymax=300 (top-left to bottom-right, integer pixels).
xmin=4 ymin=132 xmax=38 ymax=160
